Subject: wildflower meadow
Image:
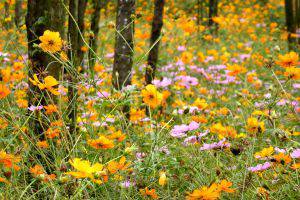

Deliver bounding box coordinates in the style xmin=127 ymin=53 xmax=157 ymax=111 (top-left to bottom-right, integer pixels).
xmin=0 ymin=0 xmax=299 ymax=199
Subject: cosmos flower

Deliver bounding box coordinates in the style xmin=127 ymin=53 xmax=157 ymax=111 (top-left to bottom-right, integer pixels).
xmin=186 ymin=183 xmax=220 ymax=200
xmin=88 ymin=136 xmax=115 ymax=149
xmin=0 ymin=84 xmax=10 ymax=99
xmin=141 ymin=84 xmax=163 ymax=108
xmin=291 ymin=149 xmax=300 ymax=159
xmin=247 ymin=162 xmax=271 ymax=172
xmin=277 ymin=52 xmax=298 ymax=68
xmin=39 ymin=30 xmax=63 ymax=53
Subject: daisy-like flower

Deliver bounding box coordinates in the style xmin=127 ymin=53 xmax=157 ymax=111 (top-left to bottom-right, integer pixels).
xmin=39 ymin=30 xmax=63 ymax=53
xmin=141 ymin=84 xmax=163 ymax=109
xmin=186 ymin=183 xmax=220 ymax=200
xmin=88 ymin=135 xmax=115 ymax=149
xmin=29 ymin=74 xmax=60 ymax=95
xmin=0 ymin=84 xmax=10 ymax=99
xmin=277 ymin=51 xmax=298 ymax=68
xmin=66 ymin=158 xmax=107 ymax=184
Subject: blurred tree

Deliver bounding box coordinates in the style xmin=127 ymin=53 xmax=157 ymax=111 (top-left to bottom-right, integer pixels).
xmin=26 ymin=0 xmax=66 ymax=168
xmin=145 ymin=0 xmax=165 ymax=85
xmin=208 ymin=0 xmax=218 ymax=34
xmin=77 ymin=0 xmax=87 ymax=66
xmin=285 ymin=0 xmax=300 ymax=52
xmin=112 ymin=0 xmax=135 ymax=90
xmin=88 ymin=0 xmax=102 ymax=67
xmin=14 ymin=0 xmax=22 ymax=27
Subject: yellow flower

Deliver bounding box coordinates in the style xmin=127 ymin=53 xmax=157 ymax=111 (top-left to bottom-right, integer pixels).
xmin=39 ymin=30 xmax=63 ymax=53
xmin=88 ymin=136 xmax=115 ymax=149
xmin=159 ymin=171 xmax=167 ymax=186
xmin=130 ymin=108 xmax=145 ymax=122
xmin=193 ymin=98 xmax=208 ymax=110
xmin=66 ymin=158 xmax=105 ymax=184
xmin=226 ymin=64 xmax=247 ymax=76
xmin=141 ymin=84 xmax=163 ymax=108
xmin=277 ymin=52 xmax=298 ymax=68
xmin=284 ymin=67 xmax=300 ymax=80
xmin=29 ymin=74 xmax=59 ymax=95
xmin=186 ymin=183 xmax=221 ymax=200
xmin=107 ymin=156 xmax=130 ymax=174
xmin=246 ymin=117 xmax=265 ymax=133
xmin=254 ymin=146 xmax=274 ymax=159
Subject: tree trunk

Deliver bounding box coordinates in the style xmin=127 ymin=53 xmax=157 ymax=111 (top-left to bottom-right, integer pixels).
xmin=112 ymin=0 xmax=135 ymax=90
xmin=88 ymin=0 xmax=102 ymax=67
xmin=208 ymin=0 xmax=218 ymax=33
xmin=26 ymin=0 xmax=65 ymax=169
xmin=145 ymin=0 xmax=165 ymax=85
xmin=14 ymin=0 xmax=22 ymax=27
xmin=77 ymin=0 xmax=87 ymax=66
xmin=67 ymin=0 xmax=79 ymax=135
xmin=285 ymin=0 xmax=300 ymax=52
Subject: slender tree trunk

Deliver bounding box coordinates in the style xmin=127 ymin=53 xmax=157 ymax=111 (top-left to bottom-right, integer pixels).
xmin=88 ymin=0 xmax=101 ymax=67
xmin=285 ymin=0 xmax=300 ymax=52
xmin=26 ymin=0 xmax=65 ymax=169
xmin=208 ymin=0 xmax=218 ymax=33
xmin=77 ymin=0 xmax=87 ymax=66
xmin=145 ymin=0 xmax=165 ymax=85
xmin=68 ymin=0 xmax=79 ymax=135
xmin=14 ymin=0 xmax=22 ymax=27
xmin=112 ymin=0 xmax=135 ymax=90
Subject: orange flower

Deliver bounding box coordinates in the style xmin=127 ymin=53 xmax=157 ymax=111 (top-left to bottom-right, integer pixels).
xmin=88 ymin=136 xmax=115 ymax=149
xmin=291 ymin=163 xmax=300 ymax=170
xmin=0 ymin=177 xmax=9 ymax=184
xmin=29 ymin=165 xmax=45 ymax=176
xmin=277 ymin=52 xmax=298 ymax=68
xmin=37 ymin=140 xmax=49 ymax=149
xmin=217 ymin=180 xmax=235 ymax=193
xmin=107 ymin=156 xmax=131 ymax=174
xmin=140 ymin=187 xmax=158 ymax=199
xmin=45 ymin=128 xmax=60 ymax=139
xmin=130 ymin=108 xmax=145 ymax=122
xmin=44 ymin=104 xmax=58 ymax=115
xmin=0 ymin=84 xmax=11 ymax=99
xmin=186 ymin=183 xmax=221 ymax=200
xmin=273 ymin=153 xmax=292 ymax=164
xmin=284 ymin=67 xmax=300 ymax=80
xmin=141 ymin=85 xmax=163 ymax=109
xmin=226 ymin=64 xmax=247 ymax=76
xmin=107 ymin=130 xmax=126 ymax=142
xmin=0 ymin=150 xmax=21 ymax=171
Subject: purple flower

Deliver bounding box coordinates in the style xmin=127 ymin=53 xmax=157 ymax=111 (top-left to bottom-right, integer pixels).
xmin=28 ymin=105 xmax=43 ymax=112
xmin=188 ymin=121 xmax=199 ymax=131
xmin=182 ymin=136 xmax=201 ymax=146
xmin=177 ymin=46 xmax=186 ymax=51
xmin=97 ymin=91 xmax=110 ymax=98
xmin=152 ymin=77 xmax=172 ymax=88
xmin=248 ymin=162 xmax=271 ymax=172
xmin=291 ymin=149 xmax=300 ymax=159
xmin=200 ymin=139 xmax=230 ymax=151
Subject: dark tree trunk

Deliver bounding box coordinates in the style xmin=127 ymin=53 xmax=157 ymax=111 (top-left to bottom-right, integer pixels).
xmin=285 ymin=0 xmax=300 ymax=52
xmin=68 ymin=0 xmax=79 ymax=135
xmin=145 ymin=0 xmax=165 ymax=85
xmin=208 ymin=0 xmax=218 ymax=33
xmin=88 ymin=0 xmax=102 ymax=67
xmin=14 ymin=0 xmax=22 ymax=27
xmin=112 ymin=0 xmax=135 ymax=90
xmin=77 ymin=0 xmax=87 ymax=66
xmin=26 ymin=0 xmax=65 ymax=169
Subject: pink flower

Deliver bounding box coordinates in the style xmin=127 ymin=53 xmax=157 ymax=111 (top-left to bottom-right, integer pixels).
xmin=248 ymin=162 xmax=271 ymax=172
xmin=188 ymin=121 xmax=199 ymax=131
xmin=291 ymin=149 xmax=300 ymax=159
